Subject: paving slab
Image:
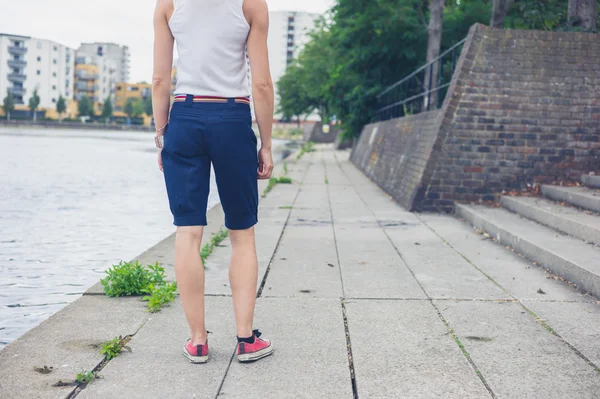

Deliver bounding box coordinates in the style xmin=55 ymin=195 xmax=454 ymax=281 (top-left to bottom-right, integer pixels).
xmin=0 ymin=296 xmax=149 ymax=399
xmin=323 ymin=157 xmax=351 ymax=186
xmin=263 ymin=208 xmax=342 ymax=298
xmin=79 ymin=296 xmax=235 ymax=399
xmin=582 ymin=174 xmax=600 ymax=189
xmin=522 ymin=300 xmax=600 ymax=366
xmin=258 ymin=183 xmax=300 ymax=209
xmin=436 ymin=300 xmax=600 ymax=398
xmin=501 ymin=195 xmax=600 ymax=245
xmin=302 ymin=158 xmax=327 ymax=185
xmin=335 ymin=225 xmax=425 ymax=299
xmin=345 ymin=299 xmax=490 ymax=398
xmin=542 ymin=185 xmax=600 ymax=213
xmin=420 ymin=213 xmax=596 ymax=302
xmin=294 ymin=184 xmax=329 ymax=209
xmin=384 ymin=224 xmax=510 ymax=300
xmin=219 ymin=297 xmax=353 ymax=399
xmin=456 ymin=204 xmax=600 ymax=298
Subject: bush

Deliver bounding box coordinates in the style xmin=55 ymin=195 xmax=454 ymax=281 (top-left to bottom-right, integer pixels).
xmin=100 ymin=261 xmax=166 ymax=297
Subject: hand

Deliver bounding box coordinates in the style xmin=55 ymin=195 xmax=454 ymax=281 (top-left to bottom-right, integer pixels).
xmin=257 ymin=147 xmax=273 ymax=179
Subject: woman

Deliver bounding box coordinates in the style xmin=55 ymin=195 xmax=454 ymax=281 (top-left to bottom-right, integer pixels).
xmin=152 ymin=0 xmax=275 ymax=363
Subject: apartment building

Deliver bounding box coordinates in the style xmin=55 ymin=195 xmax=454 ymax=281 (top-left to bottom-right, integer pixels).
xmin=75 ymin=43 xmax=130 ymax=103
xmin=114 ymin=82 xmax=151 ymax=111
xmin=265 ymin=11 xmax=320 ymax=119
xmin=0 ymin=33 xmax=75 ymax=109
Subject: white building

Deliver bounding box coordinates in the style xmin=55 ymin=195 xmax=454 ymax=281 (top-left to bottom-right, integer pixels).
xmin=267 ymin=11 xmax=320 ymax=120
xmin=75 ymin=43 xmax=130 ymax=101
xmin=0 ymin=33 xmax=75 ymax=109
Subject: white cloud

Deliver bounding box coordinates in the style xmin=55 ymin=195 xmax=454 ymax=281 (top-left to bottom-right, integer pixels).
xmin=1 ymin=0 xmax=335 ymax=83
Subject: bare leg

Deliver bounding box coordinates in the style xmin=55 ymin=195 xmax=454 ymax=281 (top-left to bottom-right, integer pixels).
xmin=174 ymin=226 xmax=207 ymax=345
xmin=229 ymin=227 xmax=259 ymax=338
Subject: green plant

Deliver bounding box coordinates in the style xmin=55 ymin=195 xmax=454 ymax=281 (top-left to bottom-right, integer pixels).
xmin=200 ymin=228 xmax=229 ymax=264
xmin=100 ymin=336 xmax=132 ymax=360
xmin=297 ymin=141 xmax=317 ymax=160
xmin=325 ymin=178 xmax=329 ymax=184
xmin=75 ymin=370 xmax=97 ymax=384
xmin=100 ymin=261 xmax=166 ymax=297
xmin=277 ymin=176 xmax=293 ymax=184
xmin=143 ymin=282 xmax=178 ymax=312
xmin=283 ymin=161 xmax=289 ymax=175
xmin=263 ymin=177 xmax=279 ymax=197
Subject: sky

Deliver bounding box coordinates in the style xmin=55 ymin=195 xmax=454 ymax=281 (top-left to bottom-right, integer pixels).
xmin=0 ymin=0 xmax=336 ymax=83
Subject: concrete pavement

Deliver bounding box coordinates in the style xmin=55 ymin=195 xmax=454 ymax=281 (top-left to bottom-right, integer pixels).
xmin=1 ymin=146 xmax=599 ymax=398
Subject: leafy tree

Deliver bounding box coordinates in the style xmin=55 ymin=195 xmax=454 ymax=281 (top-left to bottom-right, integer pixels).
xmin=276 ymin=63 xmax=313 ymax=125
xmin=78 ymin=96 xmax=94 ymax=118
xmin=56 ymin=95 xmax=66 ymax=122
xmin=143 ymin=95 xmax=153 ymax=116
xmin=125 ymin=98 xmax=144 ymax=122
xmin=2 ymin=89 xmax=15 ymax=121
xmin=28 ymin=89 xmax=40 ymax=122
xmin=491 ymin=0 xmax=515 ymax=28
xmin=101 ymin=95 xmax=113 ymax=121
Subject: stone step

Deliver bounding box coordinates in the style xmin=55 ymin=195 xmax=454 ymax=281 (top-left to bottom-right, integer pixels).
xmin=581 ymin=174 xmax=600 ymax=189
xmin=500 ymin=196 xmax=600 ymax=246
xmin=541 ymin=185 xmax=600 ymax=213
xmin=455 ymin=204 xmax=600 ymax=298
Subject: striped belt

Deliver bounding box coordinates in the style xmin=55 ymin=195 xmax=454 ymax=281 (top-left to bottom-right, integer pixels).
xmin=173 ymin=95 xmax=251 ymax=105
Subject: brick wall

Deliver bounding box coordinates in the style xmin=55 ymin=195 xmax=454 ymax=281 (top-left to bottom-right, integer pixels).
xmin=351 ymin=111 xmax=441 ymax=209
xmin=351 ymin=24 xmax=600 ymax=212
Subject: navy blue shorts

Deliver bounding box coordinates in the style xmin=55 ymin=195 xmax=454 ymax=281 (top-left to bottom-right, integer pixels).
xmin=161 ymin=95 xmax=259 ymax=230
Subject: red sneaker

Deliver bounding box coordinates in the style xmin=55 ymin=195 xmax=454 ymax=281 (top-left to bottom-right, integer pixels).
xmin=237 ymin=329 xmax=273 ymax=362
xmin=183 ymin=338 xmax=209 ymax=364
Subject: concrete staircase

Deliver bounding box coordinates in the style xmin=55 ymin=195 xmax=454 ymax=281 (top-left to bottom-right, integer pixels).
xmin=456 ymin=174 xmax=600 ymax=298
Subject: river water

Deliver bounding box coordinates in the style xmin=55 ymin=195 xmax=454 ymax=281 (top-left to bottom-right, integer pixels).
xmin=0 ymin=128 xmax=293 ymax=350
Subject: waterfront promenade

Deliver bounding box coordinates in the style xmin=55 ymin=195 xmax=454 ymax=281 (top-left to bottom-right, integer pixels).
xmin=0 ymin=146 xmax=599 ymax=398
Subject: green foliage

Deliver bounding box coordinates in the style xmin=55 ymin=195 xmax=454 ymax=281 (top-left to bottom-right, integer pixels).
xmin=143 ymin=95 xmax=153 ymax=116
xmin=125 ymin=98 xmax=144 ymax=118
xmin=263 ymin=176 xmax=293 ymax=197
xmin=75 ymin=370 xmax=97 ymax=384
xmin=297 ymin=141 xmax=317 ymax=160
xmin=101 ymin=95 xmax=113 ymax=119
xmin=277 ymin=176 xmax=293 ymax=184
xmin=505 ymin=0 xmax=600 ymax=32
xmin=28 ymin=89 xmax=40 ymax=114
xmin=100 ymin=336 xmax=131 ymax=360
xmin=142 ymin=282 xmax=177 ymax=312
xmin=100 ymin=261 xmax=166 ymax=297
xmin=283 ymin=161 xmax=289 ymax=175
xmin=200 ymin=229 xmax=229 ymax=264
xmin=78 ymin=96 xmax=94 ymax=118
xmin=56 ymin=95 xmax=66 ymax=116
xmin=2 ymin=89 xmax=15 ymax=118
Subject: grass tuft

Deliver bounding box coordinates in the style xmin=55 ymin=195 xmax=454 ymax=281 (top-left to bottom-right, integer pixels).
xmin=200 ymin=228 xmax=229 ymax=264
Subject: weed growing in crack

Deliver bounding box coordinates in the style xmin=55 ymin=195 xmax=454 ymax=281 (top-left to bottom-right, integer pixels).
xmin=143 ymin=282 xmax=178 ymax=313
xmin=201 ymin=228 xmax=229 ymax=264
xmin=75 ymin=370 xmax=97 ymax=384
xmin=101 ymin=261 xmax=166 ymax=297
xmin=263 ymin=176 xmax=293 ymax=197
xmin=283 ymin=161 xmax=289 ymax=175
xmin=297 ymin=141 xmax=316 ymax=160
xmin=100 ymin=336 xmax=132 ymax=360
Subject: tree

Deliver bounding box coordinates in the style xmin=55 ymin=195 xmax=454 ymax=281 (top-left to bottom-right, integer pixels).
xmin=3 ymin=89 xmax=15 ymax=121
xmin=78 ymin=96 xmax=94 ymax=118
xmin=28 ymin=89 xmax=40 ymax=122
xmin=568 ymin=0 xmax=597 ymax=30
xmin=124 ymin=98 xmax=144 ymax=123
xmin=101 ymin=95 xmax=113 ymax=122
xmin=143 ymin=95 xmax=153 ymax=116
xmin=56 ymin=95 xmax=66 ymax=122
xmin=423 ymin=0 xmax=445 ymax=111
xmin=276 ymin=63 xmax=313 ymax=125
xmin=491 ymin=0 xmax=515 ymax=28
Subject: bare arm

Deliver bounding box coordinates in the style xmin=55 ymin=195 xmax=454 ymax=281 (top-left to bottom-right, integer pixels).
xmin=245 ymin=0 xmax=274 ymax=179
xmin=152 ymin=0 xmax=174 ymax=170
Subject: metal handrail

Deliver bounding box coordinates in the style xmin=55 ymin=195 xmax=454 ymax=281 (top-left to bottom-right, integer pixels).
xmin=375 ymin=37 xmax=466 ymax=121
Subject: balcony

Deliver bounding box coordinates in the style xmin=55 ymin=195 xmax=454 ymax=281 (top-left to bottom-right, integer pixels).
xmin=10 ymin=86 xmax=26 ymax=97
xmin=7 ymin=59 xmax=27 ymax=69
xmin=7 ymin=73 xmax=26 ymax=82
xmin=76 ymin=72 xmax=99 ymax=80
xmin=8 ymin=45 xmax=27 ymax=56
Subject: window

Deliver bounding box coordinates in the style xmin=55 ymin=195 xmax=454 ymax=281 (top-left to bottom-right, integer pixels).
xmin=52 ymin=85 xmax=56 ymax=90
xmin=52 ymin=98 xmax=56 ymax=103
xmin=37 ymin=56 xmax=41 ymax=62
xmin=53 ymin=59 xmax=57 ymax=64
xmin=37 ymin=70 xmax=41 ymax=75
xmin=53 ymin=72 xmax=57 ymax=77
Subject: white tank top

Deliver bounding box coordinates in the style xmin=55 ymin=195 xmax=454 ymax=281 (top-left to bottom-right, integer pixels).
xmin=169 ymin=0 xmax=250 ymax=97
